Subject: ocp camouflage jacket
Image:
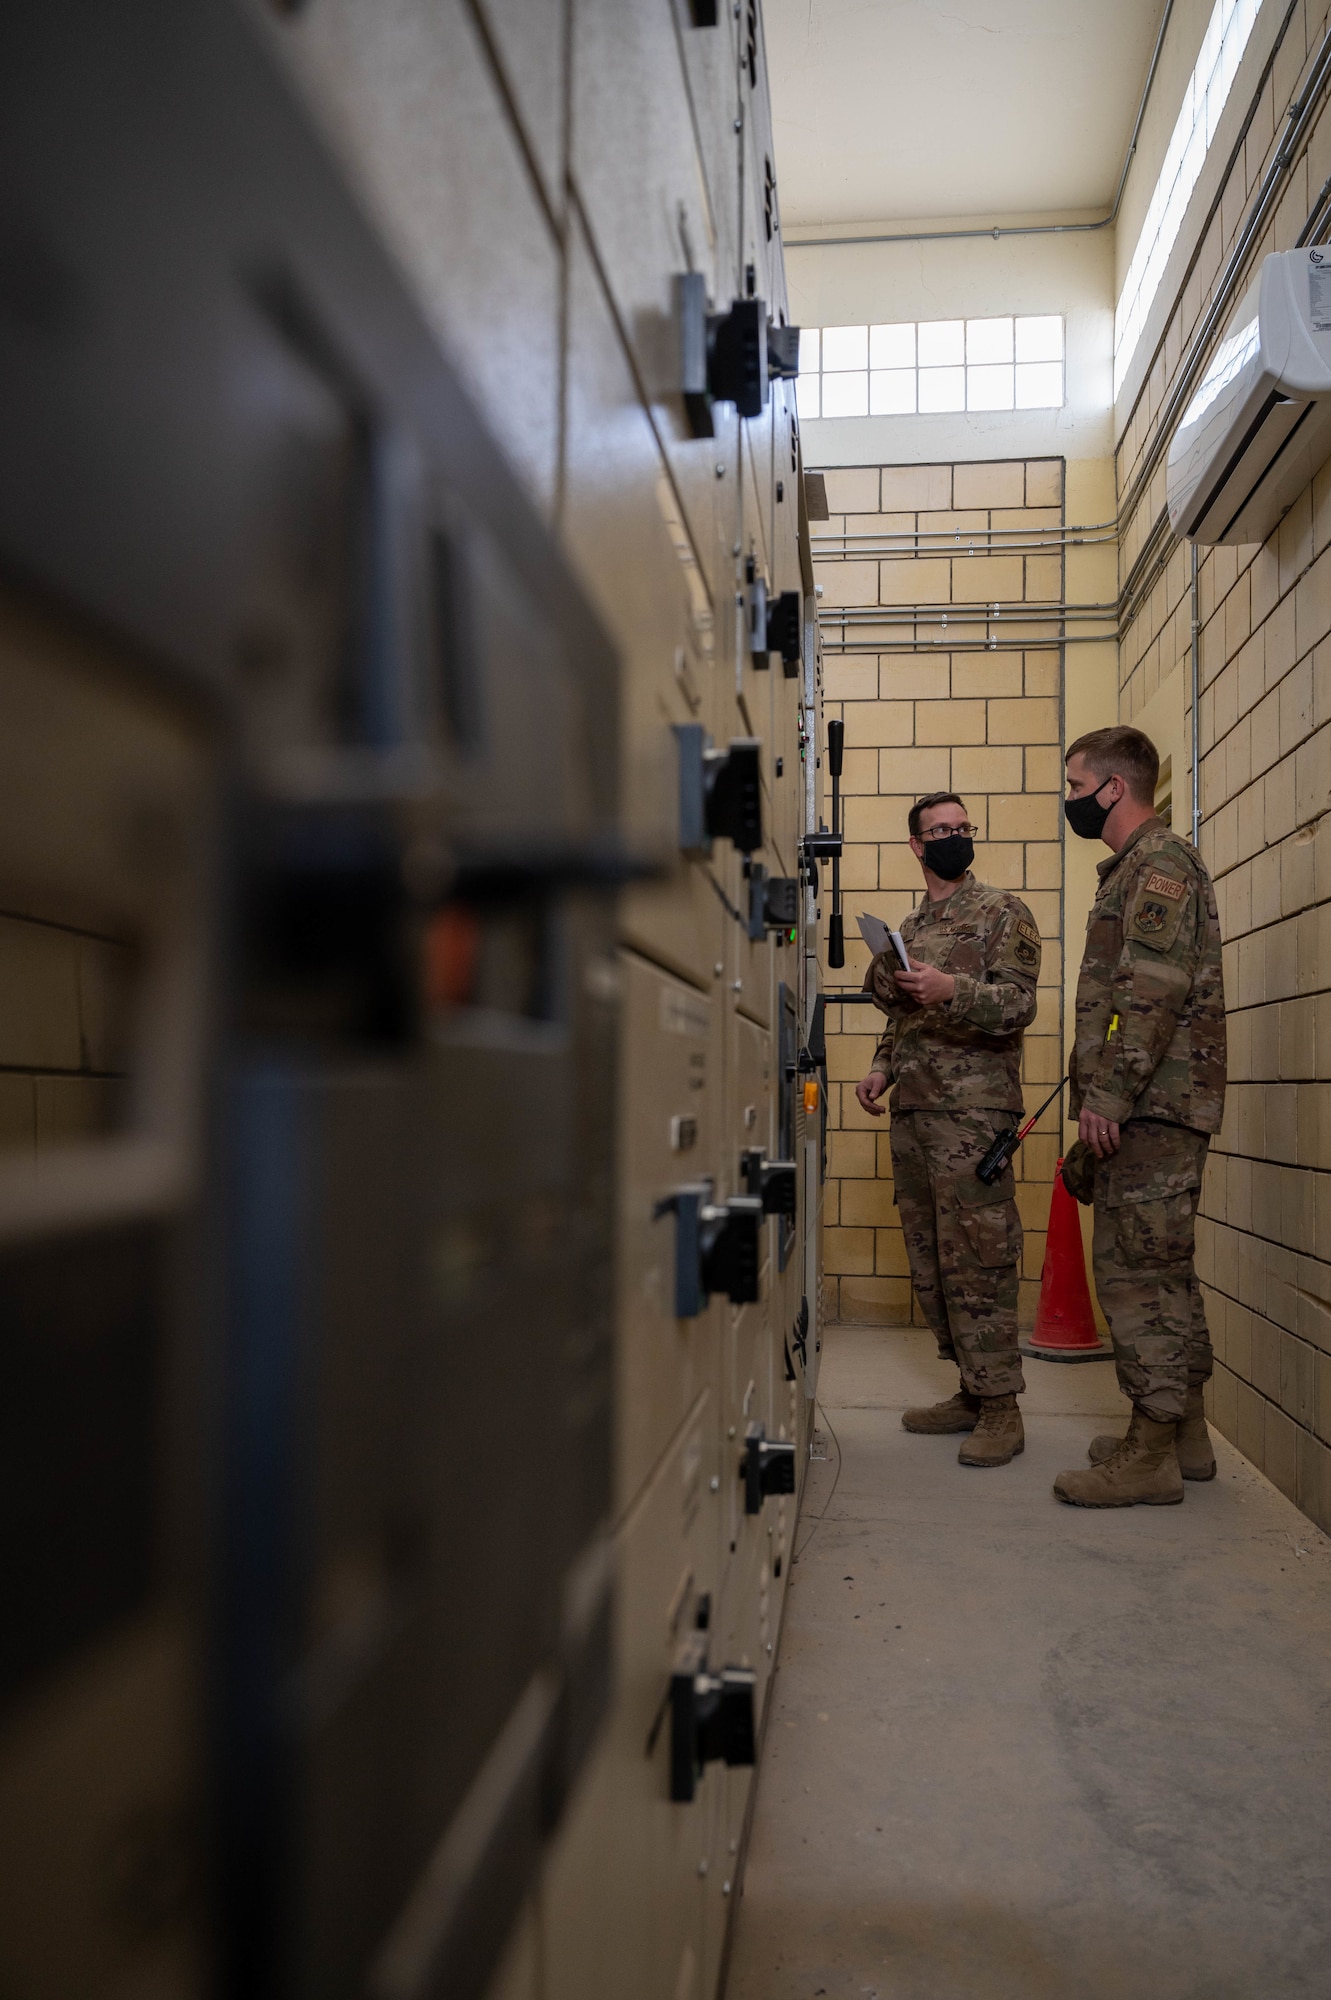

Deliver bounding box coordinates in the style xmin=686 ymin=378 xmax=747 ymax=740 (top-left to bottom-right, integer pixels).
xmin=1071 ymin=816 xmax=1226 ymax=1133
xmin=863 ymin=873 xmax=1041 ymax=1113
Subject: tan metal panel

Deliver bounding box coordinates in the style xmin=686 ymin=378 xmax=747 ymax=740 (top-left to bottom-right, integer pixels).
xmin=714 ymin=1491 xmax=772 ymax=1711
xmin=543 ymin=1401 xmax=723 ymax=2000
xmin=730 ymin=1003 xmax=774 ymax=1165
xmin=471 ymin=0 xmax=567 ymax=220
xmin=266 ymin=0 xmax=563 ymax=513
xmin=717 ymin=843 xmax=773 ymax=1030
xmin=671 ymin=1 xmax=742 ymax=292
xmin=562 ymin=220 xmax=731 ymax=992
xmin=740 ymin=418 xmax=772 ymax=588
xmin=569 ymin=0 xmax=739 ymax=607
xmin=769 ymin=675 xmax=804 ymax=873
xmin=739 ymin=37 xmax=784 ymax=321
xmin=716 ymin=1374 xmax=797 ymax=1701
xmin=616 ymin=953 xmax=727 ymax=1514
xmin=770 ymin=385 xmax=803 ymax=593
xmin=482 ymin=1896 xmax=541 ymax=2000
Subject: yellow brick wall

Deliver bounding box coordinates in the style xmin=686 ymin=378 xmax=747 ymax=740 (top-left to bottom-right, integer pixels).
xmin=1115 ymin=0 xmax=1331 ymax=1533
xmin=813 ymin=458 xmax=1067 ymax=1328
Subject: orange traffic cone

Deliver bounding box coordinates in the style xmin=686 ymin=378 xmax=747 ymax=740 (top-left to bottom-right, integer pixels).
xmin=1019 ymin=1159 xmax=1112 ymax=1363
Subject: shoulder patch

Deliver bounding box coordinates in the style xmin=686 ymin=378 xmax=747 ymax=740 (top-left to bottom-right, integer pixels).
xmin=1129 ymin=880 xmax=1188 ymax=952
xmin=997 ymin=906 xmax=1041 ymax=973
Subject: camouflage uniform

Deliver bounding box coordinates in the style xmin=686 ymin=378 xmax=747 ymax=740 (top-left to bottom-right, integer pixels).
xmin=1070 ymin=817 xmax=1227 ymax=1422
xmin=865 ymin=874 xmax=1042 ymax=1397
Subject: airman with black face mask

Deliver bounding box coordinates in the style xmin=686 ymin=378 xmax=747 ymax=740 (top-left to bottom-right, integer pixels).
xmin=856 ymin=792 xmax=1042 ymax=1468
xmin=1055 ymin=725 xmax=1227 ymax=1509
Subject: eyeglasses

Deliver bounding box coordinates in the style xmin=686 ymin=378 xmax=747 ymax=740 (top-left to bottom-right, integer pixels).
xmin=918 ymin=822 xmax=977 ymax=840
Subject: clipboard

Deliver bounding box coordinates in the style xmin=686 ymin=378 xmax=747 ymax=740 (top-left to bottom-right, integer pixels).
xmin=857 ymin=913 xmax=911 ymax=970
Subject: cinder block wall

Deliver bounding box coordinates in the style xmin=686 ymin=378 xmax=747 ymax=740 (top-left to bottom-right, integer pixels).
xmin=1116 ymin=0 xmax=1331 ymax=1533
xmin=0 ymin=908 xmax=129 ymax=1155
xmin=813 ymin=457 xmax=1067 ymax=1328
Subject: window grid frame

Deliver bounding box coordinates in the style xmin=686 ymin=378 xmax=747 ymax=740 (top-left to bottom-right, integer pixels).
xmin=797 ymin=315 xmax=1065 ymax=421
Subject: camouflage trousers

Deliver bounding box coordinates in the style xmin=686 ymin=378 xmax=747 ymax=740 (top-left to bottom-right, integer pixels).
xmin=890 ymin=1107 xmax=1025 ymax=1398
xmin=1092 ymin=1119 xmax=1212 ymax=1423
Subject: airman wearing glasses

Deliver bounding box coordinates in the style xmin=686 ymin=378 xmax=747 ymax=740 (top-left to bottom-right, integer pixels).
xmin=855 ymin=791 xmax=1041 ymax=1468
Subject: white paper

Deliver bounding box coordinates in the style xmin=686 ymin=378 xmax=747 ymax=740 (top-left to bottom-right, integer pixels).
xmin=857 ymin=913 xmax=911 ymax=970
xmin=856 ymin=912 xmax=890 ymax=956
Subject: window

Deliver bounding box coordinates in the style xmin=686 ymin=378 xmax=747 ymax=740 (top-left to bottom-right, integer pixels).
xmin=796 ymin=316 xmax=1064 ymax=420
xmin=1114 ymin=0 xmax=1261 ymax=394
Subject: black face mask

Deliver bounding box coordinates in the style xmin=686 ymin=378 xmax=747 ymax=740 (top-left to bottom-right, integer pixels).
xmin=921 ymin=833 xmax=973 ymax=881
xmin=1064 ymin=776 xmax=1115 ymax=841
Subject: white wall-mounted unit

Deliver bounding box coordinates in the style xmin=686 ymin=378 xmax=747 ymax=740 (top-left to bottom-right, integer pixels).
xmin=1167 ymin=248 xmax=1331 ymax=546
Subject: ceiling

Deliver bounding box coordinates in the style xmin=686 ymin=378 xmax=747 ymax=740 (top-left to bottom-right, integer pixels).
xmin=765 ymin=0 xmax=1168 ymax=227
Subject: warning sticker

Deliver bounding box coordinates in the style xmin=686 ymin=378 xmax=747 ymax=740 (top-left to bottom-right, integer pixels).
xmin=1310 ymin=259 xmax=1331 ymax=332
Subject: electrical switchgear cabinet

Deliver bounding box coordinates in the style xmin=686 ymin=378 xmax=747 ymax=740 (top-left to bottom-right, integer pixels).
xmin=0 ymin=2 xmax=825 ymax=1996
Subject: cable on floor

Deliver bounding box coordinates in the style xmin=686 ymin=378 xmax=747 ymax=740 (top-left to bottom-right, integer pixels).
xmin=792 ymin=1398 xmax=842 ymax=1564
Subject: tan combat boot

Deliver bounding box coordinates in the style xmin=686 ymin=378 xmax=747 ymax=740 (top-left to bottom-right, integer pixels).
xmin=1054 ymin=1407 xmax=1184 ymax=1507
xmin=1086 ymin=1383 xmax=1216 ymax=1481
xmin=902 ymin=1386 xmax=981 ymax=1434
xmin=958 ymin=1393 xmax=1024 ymax=1467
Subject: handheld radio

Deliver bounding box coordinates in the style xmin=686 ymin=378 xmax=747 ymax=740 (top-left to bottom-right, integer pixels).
xmin=975 ymin=1075 xmax=1068 ymax=1184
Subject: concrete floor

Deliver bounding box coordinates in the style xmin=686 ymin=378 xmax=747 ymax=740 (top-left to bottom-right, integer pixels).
xmin=726 ymin=1325 xmax=1331 ymax=2000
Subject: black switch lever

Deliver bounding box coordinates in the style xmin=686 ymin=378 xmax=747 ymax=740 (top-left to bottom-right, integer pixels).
xmin=740 ymin=1147 xmax=798 ymax=1217
xmin=669 ymin=1633 xmax=757 ymax=1801
xmin=710 ymin=297 xmax=768 ymax=417
xmin=745 ymin=864 xmax=799 ymax=940
xmin=799 ymin=827 xmax=842 ymax=894
xmin=742 ymin=1422 xmax=797 ymax=1514
xmin=767 ymin=323 xmax=801 ymax=380
xmin=705 ymin=739 xmax=762 ymax=853
xmin=763 ymin=874 xmax=799 ymax=930
xmin=746 ymin=558 xmax=769 ymax=666
xmin=766 ymin=589 xmax=802 ymax=675
xmin=675 ymin=726 xmax=763 ymax=855
xmin=700 ymin=1194 xmax=763 ymax=1305
xmin=653 ymin=1184 xmax=764 ymax=1315
xmin=827 ymin=718 xmax=845 ymax=969
xmin=679 ymin=282 xmax=766 ymax=433
xmin=679 ymin=282 xmax=800 ymax=435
